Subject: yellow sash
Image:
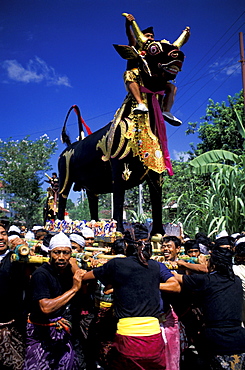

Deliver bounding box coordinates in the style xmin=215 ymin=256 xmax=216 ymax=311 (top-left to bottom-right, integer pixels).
xmin=117 ymin=317 xmax=160 ymax=336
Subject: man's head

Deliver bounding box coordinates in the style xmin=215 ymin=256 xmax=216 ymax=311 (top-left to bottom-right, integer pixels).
xmin=8 ymin=224 xmax=22 ymax=247
xmin=215 ymin=236 xmax=234 ymax=251
xmin=111 ymin=238 xmax=126 ymax=256
xmin=142 ymin=26 xmax=154 ymax=40
xmin=0 ymin=223 xmax=8 ymax=255
xmin=81 ymin=227 xmax=94 ymax=247
xmin=35 ymin=228 xmax=49 ymax=241
xmin=234 ymin=238 xmax=245 ymax=265
xmin=161 ymin=235 xmax=181 ymax=261
xmin=69 ymin=233 xmax=85 ymax=253
xmin=184 ymin=240 xmax=200 ymax=258
xmin=49 ymin=232 xmax=72 ymax=271
xmin=209 ymin=246 xmax=234 ymax=279
xmin=32 ymin=225 xmax=42 ymax=237
xmin=52 ymin=172 xmax=57 ymax=178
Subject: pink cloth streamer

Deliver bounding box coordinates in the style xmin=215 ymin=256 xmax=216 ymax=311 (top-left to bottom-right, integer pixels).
xmin=140 ymin=86 xmax=174 ymax=176
xmin=161 ymin=308 xmax=180 ymax=370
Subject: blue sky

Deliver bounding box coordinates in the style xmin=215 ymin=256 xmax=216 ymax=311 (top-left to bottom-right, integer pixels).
xmin=1 ymin=0 xmax=244 ymax=202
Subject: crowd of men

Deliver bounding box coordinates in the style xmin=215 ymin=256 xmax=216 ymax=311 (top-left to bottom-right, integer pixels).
xmin=1 ymin=221 xmax=245 ymax=370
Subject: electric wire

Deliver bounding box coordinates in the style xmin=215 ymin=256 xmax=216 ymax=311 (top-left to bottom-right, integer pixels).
xmin=1 ymin=13 xmax=244 ymax=141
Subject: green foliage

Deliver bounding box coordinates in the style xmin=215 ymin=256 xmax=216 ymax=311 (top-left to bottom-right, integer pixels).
xmin=0 ymin=135 xmax=57 ymax=227
xmin=189 ymin=150 xmax=241 ymax=175
xmin=124 ymin=185 xmax=152 ymax=216
xmin=98 ymin=188 xmax=153 ymax=221
xmin=182 ymin=166 xmax=245 ymax=236
xmin=98 ymin=193 xmax=112 ymax=220
xmin=186 ymin=91 xmax=244 ymax=157
xmin=127 ymin=210 xmax=148 ymax=223
xmin=234 ymin=107 xmax=245 ymax=148
xmin=160 ymin=159 xmax=208 ymax=235
xmin=66 ymin=197 xmax=91 ymax=221
xmin=175 ymin=91 xmax=245 ymax=236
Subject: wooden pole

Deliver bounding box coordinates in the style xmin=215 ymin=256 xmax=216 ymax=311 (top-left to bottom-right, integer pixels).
xmin=239 ymin=32 xmax=245 ymax=114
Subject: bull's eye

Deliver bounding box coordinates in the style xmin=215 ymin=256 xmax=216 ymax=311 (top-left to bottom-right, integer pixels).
xmin=169 ymin=51 xmax=179 ymax=58
xmin=147 ymin=43 xmax=161 ymax=55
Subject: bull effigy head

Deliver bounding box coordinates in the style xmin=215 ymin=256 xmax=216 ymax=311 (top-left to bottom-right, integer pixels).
xmin=140 ymin=41 xmax=184 ymax=81
xmin=114 ymin=13 xmax=189 ymax=81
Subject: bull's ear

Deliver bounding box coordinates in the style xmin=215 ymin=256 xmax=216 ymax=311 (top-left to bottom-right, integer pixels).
xmin=113 ymin=44 xmax=138 ymax=60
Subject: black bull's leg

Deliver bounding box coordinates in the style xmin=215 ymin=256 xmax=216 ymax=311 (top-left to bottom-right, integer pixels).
xmin=111 ymin=160 xmax=125 ymax=233
xmin=57 ymin=152 xmax=74 ymax=220
xmin=86 ymin=189 xmax=99 ymax=221
xmin=146 ymin=171 xmax=165 ymax=235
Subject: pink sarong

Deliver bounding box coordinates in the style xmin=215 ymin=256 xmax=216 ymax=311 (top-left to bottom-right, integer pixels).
xmin=110 ymin=332 xmax=166 ymax=369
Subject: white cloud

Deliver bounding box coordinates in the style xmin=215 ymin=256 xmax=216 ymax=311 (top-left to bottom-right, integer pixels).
xmin=209 ymin=57 xmax=240 ymax=78
xmin=173 ymin=150 xmax=190 ymax=162
xmin=2 ymin=56 xmax=71 ymax=87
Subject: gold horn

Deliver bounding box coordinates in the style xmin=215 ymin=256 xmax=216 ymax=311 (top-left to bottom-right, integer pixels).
xmin=172 ymin=26 xmax=190 ymax=49
xmin=122 ymin=13 xmax=148 ymax=48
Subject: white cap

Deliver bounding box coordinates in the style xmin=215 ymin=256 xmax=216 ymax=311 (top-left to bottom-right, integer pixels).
xmin=215 ymin=230 xmax=228 ymax=239
xmin=8 ymin=235 xmax=20 ymax=241
xmin=235 ymin=236 xmax=245 ymax=246
xmin=32 ymin=225 xmax=42 ymax=231
xmin=82 ymin=227 xmax=94 ymax=238
xmin=9 ymin=225 xmax=21 ymax=234
xmin=70 ymin=234 xmax=85 ymax=247
xmin=25 ymin=231 xmax=35 ymax=239
xmin=49 ymin=232 xmax=72 ymax=250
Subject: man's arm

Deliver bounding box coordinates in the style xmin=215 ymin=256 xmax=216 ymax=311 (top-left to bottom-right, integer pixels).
xmin=159 ymin=276 xmax=181 ymax=293
xmin=82 ymin=270 xmax=96 ymax=281
xmin=39 ymin=269 xmax=85 ymax=314
xmin=125 ymin=14 xmax=136 ymax=46
xmin=174 ymin=273 xmax=184 ymax=284
xmin=176 ymin=256 xmax=208 ymax=273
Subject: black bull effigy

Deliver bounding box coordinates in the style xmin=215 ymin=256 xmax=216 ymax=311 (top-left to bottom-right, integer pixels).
xmin=58 ymin=15 xmax=189 ymax=235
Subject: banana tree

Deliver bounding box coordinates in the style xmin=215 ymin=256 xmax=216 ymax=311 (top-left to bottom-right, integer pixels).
xmin=189 ymin=109 xmax=245 ymax=175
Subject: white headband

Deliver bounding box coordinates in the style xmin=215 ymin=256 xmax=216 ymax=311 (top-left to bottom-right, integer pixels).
xmin=215 ymin=230 xmax=228 ymax=239
xmin=49 ymin=232 xmax=72 ymax=250
xmin=82 ymin=227 xmax=94 ymax=238
xmin=32 ymin=225 xmax=42 ymax=231
xmin=235 ymin=237 xmax=245 ymax=246
xmin=70 ymin=234 xmax=85 ymax=247
xmin=9 ymin=225 xmax=21 ymax=234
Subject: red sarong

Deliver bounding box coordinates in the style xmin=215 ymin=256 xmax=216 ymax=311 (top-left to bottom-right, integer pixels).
xmin=110 ymin=332 xmax=166 ymax=369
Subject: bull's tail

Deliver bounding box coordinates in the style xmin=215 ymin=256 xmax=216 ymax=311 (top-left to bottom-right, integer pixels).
xmin=61 ymin=105 xmax=92 ymax=146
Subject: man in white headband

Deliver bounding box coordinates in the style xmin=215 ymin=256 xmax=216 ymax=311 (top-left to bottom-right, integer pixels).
xmin=81 ymin=227 xmax=94 ymax=248
xmin=233 ymin=237 xmax=245 ymax=326
xmin=24 ymin=232 xmax=85 ymax=369
xmin=70 ymin=233 xmax=85 ymax=253
xmin=0 ymin=222 xmax=26 ymax=369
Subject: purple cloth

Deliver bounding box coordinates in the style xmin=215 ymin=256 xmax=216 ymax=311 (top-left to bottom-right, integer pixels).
xmin=140 ymin=86 xmax=173 ymax=176
xmin=0 ymin=323 xmax=25 ymax=370
xmin=23 ymin=319 xmax=79 ymax=370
